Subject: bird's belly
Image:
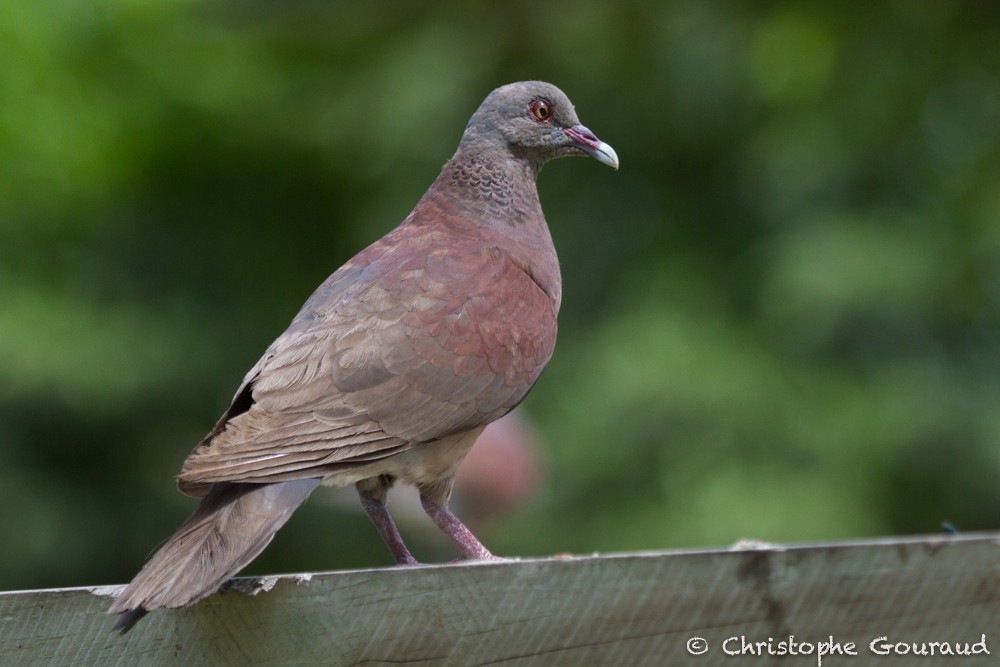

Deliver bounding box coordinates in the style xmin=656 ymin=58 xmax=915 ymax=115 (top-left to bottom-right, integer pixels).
xmin=392 ymin=425 xmax=486 ymax=485
xmin=319 ymin=425 xmax=486 ymax=489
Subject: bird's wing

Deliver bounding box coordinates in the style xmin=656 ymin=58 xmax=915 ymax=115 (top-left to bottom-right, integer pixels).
xmin=176 ymin=224 xmax=557 ymax=496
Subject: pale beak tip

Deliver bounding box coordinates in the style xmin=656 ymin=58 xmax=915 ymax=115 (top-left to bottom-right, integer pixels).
xmin=595 ymin=142 xmax=620 ymax=170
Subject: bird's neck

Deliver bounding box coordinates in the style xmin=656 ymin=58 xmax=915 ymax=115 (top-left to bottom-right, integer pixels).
xmin=434 ymin=146 xmax=544 ymax=227
xmin=415 ymin=145 xmax=561 ymax=311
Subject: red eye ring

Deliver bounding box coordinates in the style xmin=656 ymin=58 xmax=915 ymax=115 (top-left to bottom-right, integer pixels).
xmin=529 ymin=99 xmax=553 ymax=124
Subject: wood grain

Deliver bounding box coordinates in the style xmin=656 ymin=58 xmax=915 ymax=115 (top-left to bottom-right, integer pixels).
xmin=4 ymin=533 xmax=999 ymax=666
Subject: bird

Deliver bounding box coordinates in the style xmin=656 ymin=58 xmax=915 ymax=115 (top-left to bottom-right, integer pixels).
xmin=109 ymin=80 xmax=618 ymax=633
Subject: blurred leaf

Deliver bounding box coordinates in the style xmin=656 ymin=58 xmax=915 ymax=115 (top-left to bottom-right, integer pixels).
xmin=3 ymin=0 xmax=1000 ymax=590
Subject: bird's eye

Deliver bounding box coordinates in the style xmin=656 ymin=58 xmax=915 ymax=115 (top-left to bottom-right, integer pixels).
xmin=529 ymin=99 xmax=553 ymax=124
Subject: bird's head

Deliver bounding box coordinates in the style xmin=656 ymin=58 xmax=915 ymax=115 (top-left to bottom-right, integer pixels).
xmin=460 ymin=81 xmax=619 ymax=171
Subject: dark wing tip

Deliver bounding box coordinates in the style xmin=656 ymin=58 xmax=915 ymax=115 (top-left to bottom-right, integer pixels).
xmin=112 ymin=606 xmax=148 ymax=634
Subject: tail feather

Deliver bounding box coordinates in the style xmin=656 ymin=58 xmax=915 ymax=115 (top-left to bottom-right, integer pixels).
xmin=109 ymin=478 xmax=320 ymax=632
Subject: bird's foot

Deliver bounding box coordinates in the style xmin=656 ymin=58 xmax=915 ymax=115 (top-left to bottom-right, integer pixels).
xmin=447 ymin=553 xmax=506 ymax=564
xmin=358 ymin=489 xmax=420 ymax=566
xmin=419 ymin=495 xmax=496 ymax=561
xmin=394 ymin=554 xmax=422 ymax=567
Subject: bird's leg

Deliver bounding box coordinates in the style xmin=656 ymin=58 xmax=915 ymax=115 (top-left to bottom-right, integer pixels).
xmin=419 ymin=494 xmax=500 ymax=561
xmin=356 ymin=480 xmax=419 ymax=566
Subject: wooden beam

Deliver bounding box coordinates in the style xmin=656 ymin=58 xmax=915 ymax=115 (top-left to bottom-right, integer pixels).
xmin=2 ymin=533 xmax=998 ymax=665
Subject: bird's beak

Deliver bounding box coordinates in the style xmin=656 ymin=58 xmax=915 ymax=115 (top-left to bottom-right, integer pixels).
xmin=564 ymin=124 xmax=619 ymax=170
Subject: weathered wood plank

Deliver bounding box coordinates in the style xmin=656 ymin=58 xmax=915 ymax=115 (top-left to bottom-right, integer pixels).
xmin=1 ymin=533 xmax=998 ymax=666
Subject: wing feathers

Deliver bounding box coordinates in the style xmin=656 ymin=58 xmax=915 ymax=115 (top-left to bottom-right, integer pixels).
xmin=177 ymin=231 xmax=557 ymax=494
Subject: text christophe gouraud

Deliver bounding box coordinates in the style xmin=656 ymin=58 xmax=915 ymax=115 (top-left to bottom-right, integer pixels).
xmin=684 ymin=633 xmax=989 ymax=665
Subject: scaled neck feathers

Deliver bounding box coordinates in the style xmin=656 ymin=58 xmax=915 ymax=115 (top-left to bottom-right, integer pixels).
xmin=406 ymin=144 xmax=561 ymax=312
xmin=430 ymin=145 xmax=544 ymax=227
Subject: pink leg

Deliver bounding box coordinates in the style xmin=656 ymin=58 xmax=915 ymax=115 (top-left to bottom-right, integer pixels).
xmin=419 ymin=495 xmax=500 ymax=561
xmin=358 ymin=489 xmax=419 ymax=566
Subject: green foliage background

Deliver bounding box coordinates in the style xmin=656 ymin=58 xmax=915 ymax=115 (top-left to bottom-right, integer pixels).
xmin=3 ymin=1 xmax=1000 ymax=590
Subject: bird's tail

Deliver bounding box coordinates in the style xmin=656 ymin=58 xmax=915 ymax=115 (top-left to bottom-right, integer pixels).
xmin=109 ymin=478 xmax=320 ymax=633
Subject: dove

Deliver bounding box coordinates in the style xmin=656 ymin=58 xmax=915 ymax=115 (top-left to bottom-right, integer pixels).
xmin=110 ymin=80 xmax=618 ymax=632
